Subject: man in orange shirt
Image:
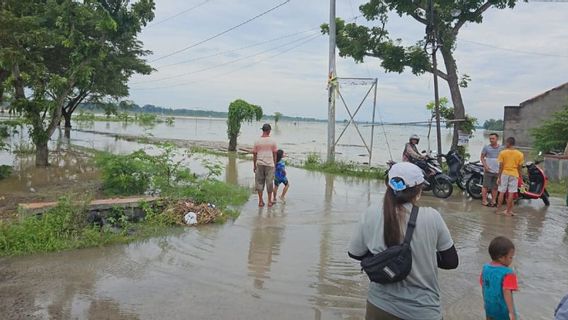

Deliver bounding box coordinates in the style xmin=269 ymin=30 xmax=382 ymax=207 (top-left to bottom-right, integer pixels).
xmin=496 ymin=137 xmax=525 ymax=216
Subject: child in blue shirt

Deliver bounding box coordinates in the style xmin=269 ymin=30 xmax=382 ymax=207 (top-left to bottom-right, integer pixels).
xmin=273 ymin=149 xmax=289 ymax=202
xmin=481 ymin=236 xmax=518 ymax=320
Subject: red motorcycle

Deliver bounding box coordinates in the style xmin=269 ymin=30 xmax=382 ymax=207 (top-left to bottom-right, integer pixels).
xmin=514 ymin=159 xmax=550 ymax=206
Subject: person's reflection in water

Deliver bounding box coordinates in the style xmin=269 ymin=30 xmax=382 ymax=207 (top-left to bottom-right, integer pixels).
xmin=247 ymin=205 xmax=286 ymax=290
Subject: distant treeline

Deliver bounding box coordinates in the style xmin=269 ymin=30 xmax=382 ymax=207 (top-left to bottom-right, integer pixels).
xmin=77 ymin=103 xmax=324 ymax=122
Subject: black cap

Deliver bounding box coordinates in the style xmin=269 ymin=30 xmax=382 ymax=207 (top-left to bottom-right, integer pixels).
xmin=261 ymin=123 xmax=271 ymax=132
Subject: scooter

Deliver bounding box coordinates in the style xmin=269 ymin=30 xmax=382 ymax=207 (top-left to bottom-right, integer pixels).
xmin=465 ymin=162 xmax=485 ymax=200
xmin=466 ymin=157 xmax=550 ymax=206
xmin=386 ymin=157 xmax=454 ymax=199
xmin=517 ymin=160 xmax=550 ymax=206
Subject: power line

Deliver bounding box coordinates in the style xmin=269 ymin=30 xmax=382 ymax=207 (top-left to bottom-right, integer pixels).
xmin=146 ymin=0 xmax=212 ymax=28
xmin=461 ymin=39 xmax=568 ymax=58
xmin=149 ymin=0 xmax=291 ymax=62
xmin=133 ymin=32 xmax=319 ymax=85
xmin=131 ymin=33 xmax=320 ymax=91
xmin=156 ymin=26 xmax=321 ymax=69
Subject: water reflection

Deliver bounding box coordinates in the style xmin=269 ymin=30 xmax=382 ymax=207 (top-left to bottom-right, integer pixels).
xmin=247 ymin=206 xmax=287 ymax=290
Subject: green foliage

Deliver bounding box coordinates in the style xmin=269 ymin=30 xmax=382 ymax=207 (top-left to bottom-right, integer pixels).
xmin=302 ymin=152 xmax=385 ymax=179
xmin=531 ymin=105 xmax=568 ymax=153
xmin=1 ymin=0 xmax=155 ymax=166
xmin=12 ymin=141 xmax=35 ymax=155
xmin=426 ymin=97 xmax=477 ymax=134
xmin=0 ymin=165 xmax=12 ymax=180
xmin=165 ymin=116 xmax=175 ymax=126
xmin=227 ymin=99 xmax=263 ymax=151
xmin=75 ymin=111 xmax=96 ymax=122
xmin=546 ymin=179 xmax=568 ymax=197
xmin=483 ymin=119 xmax=504 ymax=131
xmin=274 ymin=112 xmax=282 ymax=124
xmin=95 ymin=144 xmax=194 ymax=196
xmin=136 ymin=113 xmax=158 ymax=126
xmin=322 ymin=0 xmax=520 ymax=149
xmin=102 ymin=103 xmax=118 ymax=118
xmin=173 ymin=180 xmax=250 ymax=209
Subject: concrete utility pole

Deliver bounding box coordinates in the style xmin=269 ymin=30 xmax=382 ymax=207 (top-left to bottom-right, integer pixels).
xmin=427 ymin=0 xmax=443 ymax=159
xmin=327 ymin=0 xmax=336 ymax=163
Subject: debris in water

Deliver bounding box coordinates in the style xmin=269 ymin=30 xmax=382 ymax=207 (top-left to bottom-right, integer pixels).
xmin=164 ymin=200 xmax=222 ymax=226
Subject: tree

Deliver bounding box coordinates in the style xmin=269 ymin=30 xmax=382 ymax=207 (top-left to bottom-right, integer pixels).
xmin=274 ymin=112 xmax=282 ymax=124
xmin=483 ymin=119 xmax=504 ymax=131
xmin=426 ymin=97 xmax=477 ymax=135
xmin=531 ymin=105 xmax=568 ymax=153
xmin=227 ymin=99 xmax=263 ymax=152
xmin=1 ymin=0 xmax=154 ymax=166
xmin=322 ymin=0 xmax=519 ymax=149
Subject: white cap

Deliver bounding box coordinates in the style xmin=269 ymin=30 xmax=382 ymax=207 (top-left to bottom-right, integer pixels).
xmin=387 ymin=162 xmax=425 ymax=191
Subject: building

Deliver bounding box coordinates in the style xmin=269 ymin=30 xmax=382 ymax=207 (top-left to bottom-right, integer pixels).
xmin=503 ymin=82 xmax=568 ymax=150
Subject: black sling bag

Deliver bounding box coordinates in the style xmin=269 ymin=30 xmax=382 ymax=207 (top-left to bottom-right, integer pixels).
xmin=360 ymin=205 xmax=418 ymax=284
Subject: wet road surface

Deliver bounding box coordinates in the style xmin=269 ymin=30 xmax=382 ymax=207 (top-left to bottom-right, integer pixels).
xmin=0 ymin=157 xmax=567 ymax=319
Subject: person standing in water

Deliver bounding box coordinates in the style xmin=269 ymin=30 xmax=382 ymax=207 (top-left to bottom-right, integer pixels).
xmin=253 ymin=124 xmax=277 ymax=207
xmin=496 ymin=137 xmax=524 ymax=216
xmin=481 ymin=133 xmax=503 ymax=207
xmin=348 ymin=162 xmax=458 ymax=320
xmin=481 ymin=236 xmax=518 ymax=320
xmin=273 ymin=149 xmax=289 ymax=202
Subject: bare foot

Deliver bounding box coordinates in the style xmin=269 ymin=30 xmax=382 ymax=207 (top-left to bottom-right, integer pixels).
xmin=259 ymin=201 xmax=265 ymax=207
xmin=280 ymin=196 xmax=286 ymax=202
xmin=504 ymin=212 xmax=516 ymax=217
xmin=267 ymin=202 xmax=274 ymax=208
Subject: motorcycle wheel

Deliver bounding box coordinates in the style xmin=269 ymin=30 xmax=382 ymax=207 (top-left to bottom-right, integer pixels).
xmin=541 ymin=189 xmax=550 ymax=206
xmin=457 ymin=177 xmax=467 ymax=191
xmin=466 ymin=175 xmax=483 ymax=200
xmin=432 ymin=176 xmax=453 ymax=199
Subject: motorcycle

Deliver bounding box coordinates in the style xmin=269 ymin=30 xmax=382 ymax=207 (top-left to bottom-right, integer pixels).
xmin=518 ymin=160 xmax=550 ymax=206
xmin=442 ymin=149 xmax=476 ymax=191
xmin=466 ymin=157 xmax=550 ymax=206
xmin=465 ymin=162 xmax=485 ymax=200
xmin=386 ymin=156 xmax=454 ymax=199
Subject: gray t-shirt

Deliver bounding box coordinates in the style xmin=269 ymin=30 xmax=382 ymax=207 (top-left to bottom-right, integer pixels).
xmin=481 ymin=144 xmax=503 ymax=173
xmin=348 ymin=204 xmax=454 ymax=320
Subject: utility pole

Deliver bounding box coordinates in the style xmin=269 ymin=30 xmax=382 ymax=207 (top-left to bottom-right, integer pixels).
xmin=427 ymin=0 xmax=443 ymax=159
xmin=327 ymin=0 xmax=336 ymax=163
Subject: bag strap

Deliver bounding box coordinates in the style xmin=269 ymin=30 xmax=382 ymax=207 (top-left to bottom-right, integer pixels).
xmin=402 ymin=205 xmax=419 ymax=245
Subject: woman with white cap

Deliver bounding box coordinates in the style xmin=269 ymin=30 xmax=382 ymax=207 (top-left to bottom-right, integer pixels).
xmin=348 ymin=162 xmax=458 ymax=320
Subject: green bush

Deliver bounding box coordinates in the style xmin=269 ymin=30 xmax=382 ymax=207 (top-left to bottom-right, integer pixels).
xmin=531 ymin=105 xmax=568 ymax=153
xmin=305 ymin=152 xmax=321 ymax=166
xmin=95 ymin=144 xmax=195 ymax=196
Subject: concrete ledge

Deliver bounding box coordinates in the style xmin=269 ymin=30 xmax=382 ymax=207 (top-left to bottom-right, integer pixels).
xmin=18 ymin=196 xmax=160 ymax=215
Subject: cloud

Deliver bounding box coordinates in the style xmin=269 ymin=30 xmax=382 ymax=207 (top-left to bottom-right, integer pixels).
xmin=128 ymin=0 xmax=568 ymax=123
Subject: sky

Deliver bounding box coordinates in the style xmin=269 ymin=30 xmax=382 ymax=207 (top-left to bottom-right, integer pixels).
xmin=127 ymin=0 xmax=568 ymax=124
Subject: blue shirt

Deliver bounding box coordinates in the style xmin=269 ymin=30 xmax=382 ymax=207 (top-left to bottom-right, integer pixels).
xmin=275 ymin=160 xmax=286 ymax=181
xmin=481 ymin=263 xmax=516 ymax=320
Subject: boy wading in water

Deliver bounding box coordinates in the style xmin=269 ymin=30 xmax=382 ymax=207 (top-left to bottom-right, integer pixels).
xmin=481 ymin=236 xmax=518 ymax=320
xmin=253 ymin=124 xmax=277 ymax=207
xmin=273 ymin=149 xmax=289 ymax=202
xmin=496 ymin=137 xmax=524 ymax=216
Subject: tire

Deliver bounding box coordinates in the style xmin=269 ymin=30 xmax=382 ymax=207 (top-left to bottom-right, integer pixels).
xmin=457 ymin=177 xmax=466 ymax=191
xmin=542 ymin=190 xmax=550 ymax=206
xmin=432 ymin=176 xmax=453 ymax=199
xmin=466 ymin=175 xmax=483 ymax=200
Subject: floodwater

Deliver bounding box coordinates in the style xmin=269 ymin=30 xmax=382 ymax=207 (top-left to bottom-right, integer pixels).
xmin=70 ymin=117 xmax=489 ymax=166
xmin=1 ymin=155 xmax=567 ymax=319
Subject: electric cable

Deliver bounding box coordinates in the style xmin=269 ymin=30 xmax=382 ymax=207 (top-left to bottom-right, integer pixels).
xmin=149 ymin=0 xmax=291 ymax=62
xmin=146 ymin=0 xmax=212 ymax=28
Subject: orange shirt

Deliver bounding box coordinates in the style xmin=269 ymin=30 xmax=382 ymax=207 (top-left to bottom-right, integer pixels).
xmin=497 ymin=148 xmax=524 ymax=177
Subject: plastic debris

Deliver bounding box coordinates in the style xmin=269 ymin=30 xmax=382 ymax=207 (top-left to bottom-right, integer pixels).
xmin=184 ymin=212 xmax=198 ymax=225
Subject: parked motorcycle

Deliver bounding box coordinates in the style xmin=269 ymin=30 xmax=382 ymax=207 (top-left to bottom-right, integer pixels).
xmin=465 ymin=158 xmax=550 ymax=206
xmin=386 ymin=157 xmax=454 ymax=199
xmin=442 ymin=149 xmax=477 ymax=191
xmin=465 ymin=162 xmax=485 ymax=199
xmin=518 ymin=160 xmax=550 ymax=206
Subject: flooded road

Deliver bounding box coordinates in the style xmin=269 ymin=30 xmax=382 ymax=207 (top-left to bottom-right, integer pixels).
xmin=1 ymin=156 xmax=567 ymax=319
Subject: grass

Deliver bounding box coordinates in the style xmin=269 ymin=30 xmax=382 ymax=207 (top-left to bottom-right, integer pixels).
xmin=547 ymin=179 xmax=567 ymax=197
xmin=301 ymin=152 xmax=386 ymax=179
xmin=12 ymin=141 xmax=36 ymax=155
xmin=0 ymin=198 xmax=183 ymax=256
xmin=0 ymin=147 xmax=252 ymax=256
